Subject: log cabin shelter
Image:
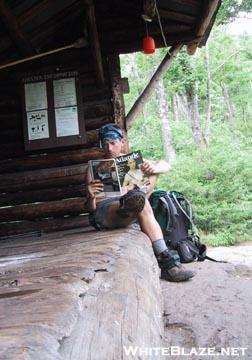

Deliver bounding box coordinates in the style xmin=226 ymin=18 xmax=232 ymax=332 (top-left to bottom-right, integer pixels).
xmin=0 ymin=0 xmax=221 ymax=238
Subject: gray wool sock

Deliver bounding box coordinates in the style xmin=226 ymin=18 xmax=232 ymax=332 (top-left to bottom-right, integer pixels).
xmin=152 ymin=239 xmax=168 ymax=256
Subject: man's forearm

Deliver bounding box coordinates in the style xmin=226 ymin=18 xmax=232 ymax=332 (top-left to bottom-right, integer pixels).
xmin=85 ymin=194 xmax=96 ymax=212
xmin=151 ymin=160 xmax=170 ymax=174
xmin=145 ymin=174 xmax=158 ymax=198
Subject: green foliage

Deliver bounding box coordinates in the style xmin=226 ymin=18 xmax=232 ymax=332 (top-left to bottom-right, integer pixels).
xmin=127 ymin=110 xmax=164 ymax=159
xmin=120 ymin=25 xmax=252 ymax=247
xmin=157 ymin=124 xmax=252 ymax=246
xmin=216 ymin=0 xmax=252 ymax=25
xmin=205 ymin=231 xmax=237 ymax=247
xmin=163 ymin=49 xmax=207 ymax=98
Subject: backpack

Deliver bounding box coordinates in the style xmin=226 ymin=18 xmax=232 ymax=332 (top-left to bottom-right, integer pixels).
xmin=149 ymin=190 xmax=219 ymax=263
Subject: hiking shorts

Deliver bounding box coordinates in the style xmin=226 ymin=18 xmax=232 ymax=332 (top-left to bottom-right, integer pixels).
xmin=89 ymin=197 xmax=120 ymax=230
xmin=88 ymin=197 xmax=139 ymax=230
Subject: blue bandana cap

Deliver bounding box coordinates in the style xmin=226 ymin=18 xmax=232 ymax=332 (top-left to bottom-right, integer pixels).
xmin=99 ymin=123 xmax=124 ymax=144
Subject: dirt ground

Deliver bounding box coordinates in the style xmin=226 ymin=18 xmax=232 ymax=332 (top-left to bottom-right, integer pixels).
xmin=161 ymin=243 xmax=252 ymax=360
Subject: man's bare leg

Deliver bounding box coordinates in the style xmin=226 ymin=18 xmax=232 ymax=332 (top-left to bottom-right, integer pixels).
xmin=137 ymin=200 xmax=163 ymax=242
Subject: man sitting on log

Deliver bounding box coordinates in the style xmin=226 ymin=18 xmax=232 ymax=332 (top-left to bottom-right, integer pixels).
xmin=86 ymin=123 xmax=195 ymax=282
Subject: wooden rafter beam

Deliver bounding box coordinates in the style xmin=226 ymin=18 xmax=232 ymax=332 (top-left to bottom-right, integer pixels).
xmin=0 ymin=0 xmax=35 ymax=56
xmin=103 ymin=23 xmax=192 ymax=39
xmin=108 ymin=0 xmax=141 ymax=15
xmin=84 ymin=0 xmax=105 ymax=86
xmin=158 ymin=9 xmax=195 ymax=25
xmin=187 ymin=0 xmax=220 ymax=55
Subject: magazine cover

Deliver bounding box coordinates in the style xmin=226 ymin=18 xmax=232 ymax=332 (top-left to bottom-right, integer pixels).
xmin=89 ymin=159 xmax=122 ymax=198
xmin=115 ymin=151 xmax=150 ymax=193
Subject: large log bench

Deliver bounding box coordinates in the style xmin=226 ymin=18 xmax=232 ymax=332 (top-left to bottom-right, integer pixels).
xmin=0 ymin=226 xmax=164 ymax=359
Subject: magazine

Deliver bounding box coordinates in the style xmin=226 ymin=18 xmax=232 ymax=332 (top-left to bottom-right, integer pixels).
xmin=115 ymin=151 xmax=150 ymax=193
xmin=89 ymin=159 xmax=122 ymax=198
xmin=89 ymin=151 xmax=150 ymax=197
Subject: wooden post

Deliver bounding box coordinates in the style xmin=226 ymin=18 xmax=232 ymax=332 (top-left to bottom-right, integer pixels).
xmin=84 ymin=0 xmax=105 ymax=86
xmin=108 ymin=54 xmax=127 ymax=151
xmin=107 ymin=54 xmax=126 ymax=130
xmin=126 ymin=44 xmax=182 ymax=129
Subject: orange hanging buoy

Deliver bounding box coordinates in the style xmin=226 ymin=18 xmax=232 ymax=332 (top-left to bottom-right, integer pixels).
xmin=143 ymin=36 xmax=155 ymax=54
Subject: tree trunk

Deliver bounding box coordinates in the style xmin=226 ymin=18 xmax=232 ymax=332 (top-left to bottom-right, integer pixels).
xmin=176 ymin=93 xmax=190 ymax=121
xmin=156 ymin=80 xmax=176 ymax=164
xmin=204 ymin=42 xmax=212 ymax=145
xmin=126 ymin=44 xmax=183 ymax=128
xmin=172 ymin=94 xmax=179 ymax=123
xmin=222 ymin=83 xmax=235 ymax=131
xmin=128 ymin=53 xmax=148 ymax=121
xmin=186 ymin=85 xmax=205 ymax=147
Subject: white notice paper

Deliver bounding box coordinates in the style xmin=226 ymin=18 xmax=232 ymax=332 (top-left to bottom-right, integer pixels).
xmin=53 ymin=78 xmax=77 ymax=107
xmin=25 ymin=82 xmax=47 ymax=111
xmin=55 ymin=107 xmax=79 ymax=137
xmin=27 ymin=110 xmax=49 ymax=140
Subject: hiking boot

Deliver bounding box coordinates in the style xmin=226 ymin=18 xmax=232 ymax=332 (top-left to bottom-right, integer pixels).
xmin=156 ymin=249 xmax=181 ymax=270
xmin=156 ymin=248 xmax=195 ymax=282
xmin=117 ymin=189 xmax=145 ymax=217
xmin=161 ymin=266 xmax=195 ymax=282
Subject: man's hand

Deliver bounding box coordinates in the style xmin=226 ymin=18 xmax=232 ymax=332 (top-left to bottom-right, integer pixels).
xmin=87 ymin=180 xmax=104 ymax=199
xmin=141 ymin=160 xmax=157 ymax=175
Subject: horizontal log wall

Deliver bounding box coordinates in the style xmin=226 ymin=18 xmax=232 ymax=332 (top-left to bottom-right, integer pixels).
xmin=0 ymin=215 xmax=90 ymax=238
xmin=0 ymin=50 xmax=124 ymax=237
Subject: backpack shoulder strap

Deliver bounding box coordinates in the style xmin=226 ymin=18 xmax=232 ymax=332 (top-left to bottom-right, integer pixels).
xmin=159 ymin=195 xmax=178 ymax=232
xmin=158 ymin=197 xmax=169 ymax=232
xmin=149 ymin=190 xmax=170 ymax=233
xmin=163 ymin=194 xmax=179 ymax=231
xmin=149 ymin=190 xmax=178 ymax=233
xmin=170 ymin=192 xmax=199 ymax=237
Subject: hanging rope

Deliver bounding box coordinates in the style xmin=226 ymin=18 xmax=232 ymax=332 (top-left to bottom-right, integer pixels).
xmin=154 ymin=0 xmax=169 ymax=51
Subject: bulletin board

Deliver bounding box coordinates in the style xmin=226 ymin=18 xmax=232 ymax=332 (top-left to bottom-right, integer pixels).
xmin=21 ymin=71 xmax=86 ymax=151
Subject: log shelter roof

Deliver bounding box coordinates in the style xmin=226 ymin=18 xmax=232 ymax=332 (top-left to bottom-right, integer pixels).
xmin=0 ymin=0 xmax=221 ymax=66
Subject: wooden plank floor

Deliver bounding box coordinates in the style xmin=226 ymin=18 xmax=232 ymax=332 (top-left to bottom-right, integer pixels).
xmin=0 ymin=226 xmax=163 ymax=360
